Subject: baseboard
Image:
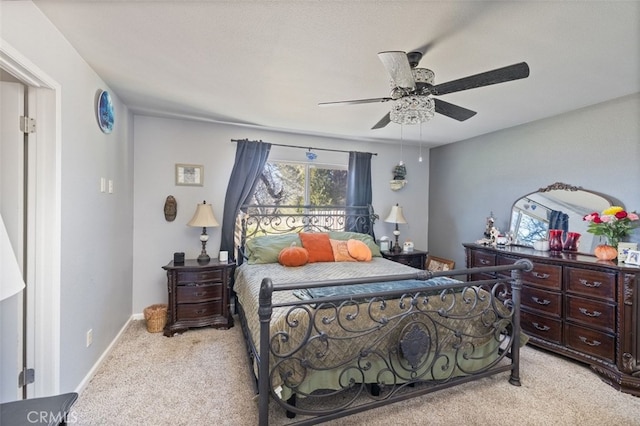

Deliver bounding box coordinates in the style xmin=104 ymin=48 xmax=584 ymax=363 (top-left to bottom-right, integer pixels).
xmin=74 ymin=315 xmax=138 ymax=395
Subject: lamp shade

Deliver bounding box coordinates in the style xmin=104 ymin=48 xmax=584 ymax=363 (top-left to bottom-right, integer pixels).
xmin=1 ymin=214 xmax=26 ymax=301
xmin=384 ymin=204 xmax=407 ymax=225
xmin=187 ymin=201 xmax=219 ymax=228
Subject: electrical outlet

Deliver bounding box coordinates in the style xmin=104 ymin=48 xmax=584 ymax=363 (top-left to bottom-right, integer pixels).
xmin=100 ymin=178 xmax=106 ymax=193
xmin=108 ymin=179 xmax=113 ymax=194
xmin=86 ymin=329 xmax=93 ymax=347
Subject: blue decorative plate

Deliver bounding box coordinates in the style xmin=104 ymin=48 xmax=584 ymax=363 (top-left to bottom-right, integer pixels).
xmin=97 ymin=90 xmax=114 ymax=133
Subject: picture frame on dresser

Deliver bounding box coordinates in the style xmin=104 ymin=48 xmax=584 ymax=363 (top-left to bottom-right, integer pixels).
xmin=175 ymin=163 xmax=203 ymax=186
xmin=625 ymin=250 xmax=640 ymax=265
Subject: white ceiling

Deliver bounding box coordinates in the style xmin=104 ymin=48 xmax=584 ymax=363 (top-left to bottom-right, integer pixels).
xmin=33 ymin=0 xmax=640 ymax=147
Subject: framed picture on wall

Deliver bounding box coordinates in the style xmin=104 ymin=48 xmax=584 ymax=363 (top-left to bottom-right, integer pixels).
xmin=175 ymin=164 xmax=203 ymax=186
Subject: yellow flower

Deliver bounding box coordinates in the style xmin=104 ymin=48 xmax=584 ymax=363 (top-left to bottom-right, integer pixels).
xmin=602 ymin=206 xmax=624 ymax=215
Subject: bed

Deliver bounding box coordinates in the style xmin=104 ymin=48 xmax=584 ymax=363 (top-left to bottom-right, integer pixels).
xmin=232 ymin=205 xmax=532 ymax=425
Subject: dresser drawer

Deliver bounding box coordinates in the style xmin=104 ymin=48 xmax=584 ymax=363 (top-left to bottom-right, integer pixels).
xmin=523 ymin=263 xmax=562 ymax=290
xmin=177 ymin=283 xmax=222 ymax=303
xmin=520 ymin=310 xmax=562 ymax=344
xmin=177 ymin=269 xmax=223 ymax=284
xmin=566 ymin=267 xmax=616 ymax=301
xmin=521 ymin=286 xmax=562 ymax=317
xmin=564 ymin=323 xmax=615 ymax=363
xmin=401 ymin=256 xmax=425 ymax=269
xmin=566 ymin=295 xmax=615 ymax=333
xmin=470 ymin=250 xmax=495 ymax=268
xmin=177 ymin=301 xmax=221 ymax=319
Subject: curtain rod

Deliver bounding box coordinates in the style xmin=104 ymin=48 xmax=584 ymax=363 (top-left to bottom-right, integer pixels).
xmin=231 ymin=139 xmax=377 ymax=156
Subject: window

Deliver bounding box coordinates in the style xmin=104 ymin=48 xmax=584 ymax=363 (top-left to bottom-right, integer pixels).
xmin=250 ymin=161 xmax=347 ymax=206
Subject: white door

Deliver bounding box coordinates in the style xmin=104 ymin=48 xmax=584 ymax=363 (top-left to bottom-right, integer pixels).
xmin=1 ymin=57 xmax=60 ymax=400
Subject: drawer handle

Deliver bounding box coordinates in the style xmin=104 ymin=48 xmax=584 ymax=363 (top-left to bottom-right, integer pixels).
xmin=196 ymin=309 xmax=207 ymax=314
xmin=579 ymin=336 xmax=601 ymax=347
xmin=479 ymin=259 xmax=491 ymax=265
xmin=532 ymin=322 xmax=550 ymax=331
xmin=578 ymin=307 xmax=602 ymax=318
xmin=194 ymin=292 xmax=206 ymax=297
xmin=578 ymin=279 xmax=601 ymax=288
xmin=531 ymin=297 xmax=551 ymax=306
xmin=531 ymin=272 xmax=550 ymax=279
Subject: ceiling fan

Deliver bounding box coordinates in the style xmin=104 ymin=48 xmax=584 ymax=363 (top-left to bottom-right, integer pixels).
xmin=319 ymin=51 xmax=530 ymax=129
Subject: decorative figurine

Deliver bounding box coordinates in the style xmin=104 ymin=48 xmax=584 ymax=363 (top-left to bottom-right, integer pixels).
xmin=164 ymin=195 xmax=177 ymax=222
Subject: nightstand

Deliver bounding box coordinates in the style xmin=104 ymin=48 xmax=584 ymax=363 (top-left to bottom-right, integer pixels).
xmin=162 ymin=259 xmax=235 ymax=337
xmin=381 ymin=249 xmax=428 ymax=270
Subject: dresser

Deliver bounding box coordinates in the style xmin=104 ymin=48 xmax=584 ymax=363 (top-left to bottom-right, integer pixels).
xmin=162 ymin=259 xmax=235 ymax=337
xmin=464 ymin=243 xmax=640 ymax=396
xmin=381 ymin=249 xmax=428 ymax=270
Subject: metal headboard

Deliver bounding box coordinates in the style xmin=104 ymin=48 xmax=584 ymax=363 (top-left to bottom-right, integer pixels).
xmin=235 ymin=205 xmax=378 ymax=264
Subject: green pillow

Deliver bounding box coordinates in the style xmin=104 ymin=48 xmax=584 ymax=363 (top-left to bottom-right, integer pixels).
xmin=245 ymin=234 xmax=302 ymax=264
xmin=328 ymin=231 xmax=382 ymax=257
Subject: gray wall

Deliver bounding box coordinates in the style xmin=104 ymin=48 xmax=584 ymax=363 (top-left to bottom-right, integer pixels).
xmin=428 ymin=93 xmax=640 ymax=268
xmin=1 ymin=2 xmax=134 ymax=394
xmin=132 ymin=116 xmax=430 ymax=313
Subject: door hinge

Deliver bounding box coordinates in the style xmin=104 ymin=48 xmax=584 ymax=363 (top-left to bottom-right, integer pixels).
xmin=18 ymin=368 xmax=35 ymax=387
xmin=20 ymin=116 xmax=36 ymax=133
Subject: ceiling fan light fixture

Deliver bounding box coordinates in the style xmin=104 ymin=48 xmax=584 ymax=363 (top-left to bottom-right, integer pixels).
xmin=390 ymin=95 xmax=435 ymax=125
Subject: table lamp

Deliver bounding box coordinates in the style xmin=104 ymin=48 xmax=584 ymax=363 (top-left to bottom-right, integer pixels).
xmin=384 ymin=204 xmax=407 ymax=253
xmin=187 ymin=201 xmax=220 ymax=264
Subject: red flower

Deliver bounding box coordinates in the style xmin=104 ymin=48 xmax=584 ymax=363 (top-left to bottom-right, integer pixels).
xmin=592 ymin=216 xmax=603 ymax=224
xmin=615 ymin=211 xmax=628 ymax=219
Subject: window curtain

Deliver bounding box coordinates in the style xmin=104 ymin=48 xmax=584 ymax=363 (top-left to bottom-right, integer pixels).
xmin=220 ymin=140 xmax=271 ymax=258
xmin=346 ymin=151 xmax=374 ymax=237
xmin=549 ymin=210 xmax=569 ymax=232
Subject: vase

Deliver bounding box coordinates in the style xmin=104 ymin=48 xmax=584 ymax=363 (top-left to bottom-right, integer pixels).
xmin=594 ymin=244 xmax=618 ymax=261
xmin=548 ymin=229 xmax=563 ymax=252
xmin=562 ymin=232 xmax=581 ymax=251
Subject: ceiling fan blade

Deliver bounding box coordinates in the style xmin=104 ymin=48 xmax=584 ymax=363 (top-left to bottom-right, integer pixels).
xmin=319 ymin=97 xmax=392 ymax=106
xmin=434 ymin=99 xmax=477 ymax=121
xmin=378 ymin=51 xmax=416 ymax=90
xmin=430 ymin=62 xmax=529 ymax=96
xmin=371 ymin=113 xmax=391 ymax=130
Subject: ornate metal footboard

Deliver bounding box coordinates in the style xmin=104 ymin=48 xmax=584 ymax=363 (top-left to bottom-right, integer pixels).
xmin=257 ymin=260 xmax=532 ymax=425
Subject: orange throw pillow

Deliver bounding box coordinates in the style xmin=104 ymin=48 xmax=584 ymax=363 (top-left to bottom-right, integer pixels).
xmin=347 ymin=239 xmax=372 ymax=261
xmin=278 ymin=245 xmax=309 ymax=267
xmin=299 ymin=232 xmax=335 ymax=263
xmin=329 ymin=239 xmax=357 ymax=262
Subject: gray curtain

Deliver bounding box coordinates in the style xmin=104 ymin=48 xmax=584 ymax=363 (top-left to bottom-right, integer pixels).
xmin=549 ymin=210 xmax=569 ymax=232
xmin=220 ymin=140 xmax=271 ymax=257
xmin=346 ymin=151 xmax=374 ymax=237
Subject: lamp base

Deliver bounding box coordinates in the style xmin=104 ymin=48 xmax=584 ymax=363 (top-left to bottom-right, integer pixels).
xmin=392 ymin=243 xmax=402 ymax=253
xmin=197 ymin=253 xmax=210 ymax=264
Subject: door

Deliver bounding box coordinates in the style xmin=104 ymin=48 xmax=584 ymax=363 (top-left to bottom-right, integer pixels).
xmin=0 ymin=45 xmax=61 ymax=400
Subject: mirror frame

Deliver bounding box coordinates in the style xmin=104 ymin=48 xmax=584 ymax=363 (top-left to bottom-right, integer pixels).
xmin=509 ymin=182 xmax=618 ymax=252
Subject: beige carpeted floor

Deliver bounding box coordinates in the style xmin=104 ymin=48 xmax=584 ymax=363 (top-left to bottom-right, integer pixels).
xmin=71 ymin=319 xmax=640 ymax=425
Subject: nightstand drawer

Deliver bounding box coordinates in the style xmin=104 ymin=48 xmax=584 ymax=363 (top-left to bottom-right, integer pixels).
xmin=177 ymin=284 xmax=222 ymax=303
xmin=566 ymin=267 xmax=616 ymax=301
xmin=177 ymin=301 xmax=221 ymax=319
xmin=177 ymin=269 xmax=223 ymax=284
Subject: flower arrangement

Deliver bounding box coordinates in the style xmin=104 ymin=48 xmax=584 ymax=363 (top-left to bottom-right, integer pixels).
xmin=583 ymin=206 xmax=639 ymax=247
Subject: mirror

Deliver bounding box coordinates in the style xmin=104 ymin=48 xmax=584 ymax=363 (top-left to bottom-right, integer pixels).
xmin=509 ymin=182 xmax=616 ymax=253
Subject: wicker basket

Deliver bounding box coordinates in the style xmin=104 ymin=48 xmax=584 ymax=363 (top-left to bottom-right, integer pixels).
xmin=144 ymin=304 xmax=167 ymax=333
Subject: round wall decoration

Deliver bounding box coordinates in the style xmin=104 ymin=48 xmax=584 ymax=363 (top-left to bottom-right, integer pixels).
xmin=97 ymin=90 xmax=115 ymax=133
